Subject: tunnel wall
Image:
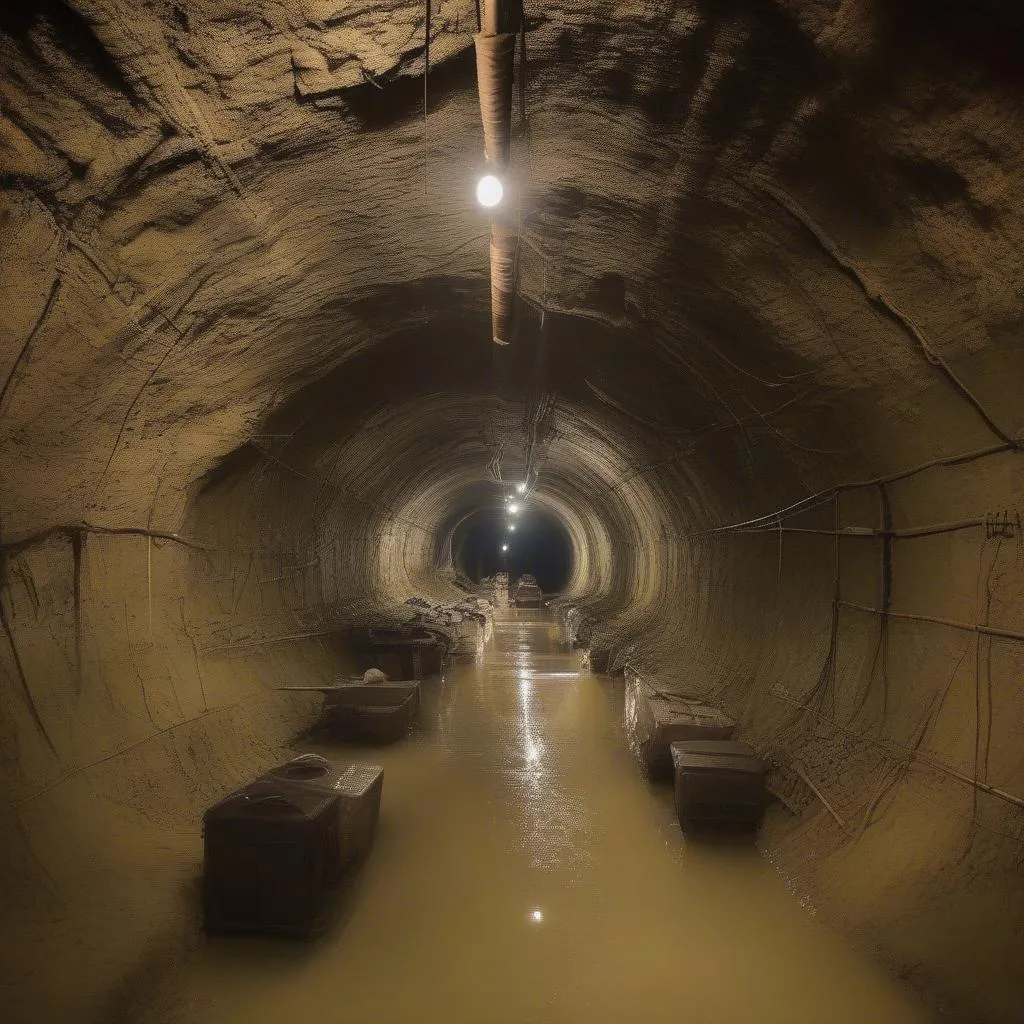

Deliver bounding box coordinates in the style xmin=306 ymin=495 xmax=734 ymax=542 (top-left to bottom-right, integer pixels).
xmin=558 ymin=397 xmax=1024 ymax=1024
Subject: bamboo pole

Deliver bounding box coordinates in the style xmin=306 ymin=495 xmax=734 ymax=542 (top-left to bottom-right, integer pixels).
xmin=837 ymin=600 xmax=1024 ymax=645
xmin=792 ymin=760 xmax=848 ymax=831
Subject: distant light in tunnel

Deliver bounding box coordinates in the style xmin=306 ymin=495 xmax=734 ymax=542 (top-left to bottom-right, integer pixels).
xmin=508 ymin=503 xmax=520 ymax=515
xmin=516 ymin=482 xmax=527 ymax=494
xmin=508 ymin=523 xmax=516 ymax=531
xmin=530 ymin=909 xmax=544 ymax=923
xmin=501 ymin=544 xmax=509 ymax=552
xmin=476 ymin=174 xmax=504 ymax=207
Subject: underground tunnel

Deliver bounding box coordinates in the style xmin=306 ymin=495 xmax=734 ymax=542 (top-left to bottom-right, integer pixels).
xmin=1 ymin=1 xmax=1023 ymax=1022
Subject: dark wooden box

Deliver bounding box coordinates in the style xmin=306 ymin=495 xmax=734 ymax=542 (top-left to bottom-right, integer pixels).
xmin=670 ymin=740 xmax=766 ymax=832
xmin=624 ymin=672 xmax=736 ymax=778
xmin=324 ymin=682 xmax=420 ymax=743
xmin=202 ymin=757 xmax=383 ymax=935
xmin=203 ymin=778 xmax=340 ymax=936
xmin=262 ymin=758 xmax=383 ymax=865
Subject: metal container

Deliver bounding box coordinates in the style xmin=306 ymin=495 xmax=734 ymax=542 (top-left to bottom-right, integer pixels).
xmin=262 ymin=757 xmax=383 ymax=865
xmin=202 ymin=756 xmax=383 ymax=935
xmin=324 ymin=682 xmax=420 ymax=743
xmin=670 ymin=740 xmax=766 ymax=832
xmin=202 ymin=776 xmax=341 ymax=935
xmin=367 ymin=629 xmax=445 ymax=678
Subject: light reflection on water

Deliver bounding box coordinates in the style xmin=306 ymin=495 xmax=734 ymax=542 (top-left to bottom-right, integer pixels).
xmin=152 ymin=608 xmax=927 ymax=1024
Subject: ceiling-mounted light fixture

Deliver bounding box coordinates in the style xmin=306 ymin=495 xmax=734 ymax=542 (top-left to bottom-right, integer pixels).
xmin=508 ymin=524 xmax=516 ymax=531
xmin=476 ymin=174 xmax=504 ymax=208
xmin=501 ymin=544 xmax=509 ymax=552
xmin=507 ymin=502 xmax=520 ymax=515
xmin=516 ymin=482 xmax=526 ymax=494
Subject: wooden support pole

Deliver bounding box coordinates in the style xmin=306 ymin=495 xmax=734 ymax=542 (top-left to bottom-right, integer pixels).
xmin=481 ymin=0 xmax=520 ymax=36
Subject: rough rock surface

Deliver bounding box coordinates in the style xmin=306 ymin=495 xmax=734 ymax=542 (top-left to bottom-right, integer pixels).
xmin=2 ymin=2 xmax=1023 ymax=1022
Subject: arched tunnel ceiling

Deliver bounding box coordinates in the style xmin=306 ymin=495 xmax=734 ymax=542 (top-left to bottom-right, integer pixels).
xmin=2 ymin=0 xmax=1023 ymax=544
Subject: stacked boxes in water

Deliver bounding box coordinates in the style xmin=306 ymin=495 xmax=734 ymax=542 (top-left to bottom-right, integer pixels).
xmin=624 ymin=668 xmax=767 ymax=832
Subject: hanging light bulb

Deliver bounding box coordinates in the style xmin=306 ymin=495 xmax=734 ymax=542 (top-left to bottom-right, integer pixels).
xmin=516 ymin=482 xmax=526 ymax=494
xmin=476 ymin=174 xmax=504 ymax=208
xmin=508 ymin=503 xmax=520 ymax=515
xmin=508 ymin=524 xmax=516 ymax=531
xmin=501 ymin=543 xmax=509 ymax=553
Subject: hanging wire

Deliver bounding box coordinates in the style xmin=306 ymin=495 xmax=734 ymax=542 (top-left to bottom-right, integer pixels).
xmin=423 ymin=0 xmax=431 ymax=196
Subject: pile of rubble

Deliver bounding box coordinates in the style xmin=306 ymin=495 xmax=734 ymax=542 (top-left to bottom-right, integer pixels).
xmin=403 ymin=594 xmax=494 ymax=654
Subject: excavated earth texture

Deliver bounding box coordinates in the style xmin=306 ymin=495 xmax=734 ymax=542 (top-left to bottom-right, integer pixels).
xmin=1 ymin=2 xmax=1023 ymax=1022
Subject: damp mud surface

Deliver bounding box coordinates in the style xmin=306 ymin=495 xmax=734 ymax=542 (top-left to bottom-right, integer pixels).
xmin=120 ymin=611 xmax=929 ymax=1024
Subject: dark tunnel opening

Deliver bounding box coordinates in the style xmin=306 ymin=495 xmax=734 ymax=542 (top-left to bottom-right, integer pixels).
xmin=452 ymin=505 xmax=573 ymax=593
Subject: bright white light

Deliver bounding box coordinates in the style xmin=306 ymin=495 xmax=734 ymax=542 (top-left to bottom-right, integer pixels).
xmin=476 ymin=174 xmax=503 ymax=208
xmin=501 ymin=544 xmax=509 ymax=552
xmin=530 ymin=909 xmax=544 ymax=923
xmin=516 ymin=483 xmax=527 ymax=494
xmin=508 ymin=503 xmax=520 ymax=515
xmin=508 ymin=524 xmax=516 ymax=531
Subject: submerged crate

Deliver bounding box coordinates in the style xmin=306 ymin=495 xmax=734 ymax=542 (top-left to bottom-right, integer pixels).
xmin=449 ymin=617 xmax=483 ymax=656
xmin=492 ymin=572 xmax=510 ymax=610
xmin=624 ymin=672 xmax=736 ymax=778
xmin=670 ymin=740 xmax=766 ymax=832
xmin=203 ymin=777 xmax=340 ymax=935
xmin=584 ymin=647 xmax=611 ymax=673
xmin=367 ymin=630 xmax=445 ymax=678
xmin=513 ymin=574 xmax=543 ymax=608
xmin=324 ymin=681 xmax=420 ymax=743
xmin=263 ymin=757 xmax=383 ymax=865
xmin=203 ymin=756 xmax=383 ymax=935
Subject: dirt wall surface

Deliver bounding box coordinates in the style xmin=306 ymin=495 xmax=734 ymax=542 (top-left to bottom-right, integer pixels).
xmin=1 ymin=2 xmax=1022 ymax=1022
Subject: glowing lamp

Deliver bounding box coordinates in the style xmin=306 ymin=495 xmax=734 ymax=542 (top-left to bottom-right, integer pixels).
xmin=516 ymin=483 xmax=526 ymax=494
xmin=476 ymin=174 xmax=504 ymax=208
xmin=508 ymin=503 xmax=520 ymax=515
xmin=501 ymin=544 xmax=509 ymax=552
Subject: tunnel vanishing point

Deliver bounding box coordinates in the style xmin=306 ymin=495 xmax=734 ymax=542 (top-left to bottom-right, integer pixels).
xmin=1 ymin=2 xmax=1024 ymax=1022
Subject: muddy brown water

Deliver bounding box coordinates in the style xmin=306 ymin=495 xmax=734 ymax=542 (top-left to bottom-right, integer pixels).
xmin=156 ymin=610 xmax=928 ymax=1023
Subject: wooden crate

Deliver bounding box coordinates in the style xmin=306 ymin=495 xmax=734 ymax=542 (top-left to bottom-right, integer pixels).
xmin=624 ymin=672 xmax=735 ymax=778
xmin=670 ymin=740 xmax=766 ymax=832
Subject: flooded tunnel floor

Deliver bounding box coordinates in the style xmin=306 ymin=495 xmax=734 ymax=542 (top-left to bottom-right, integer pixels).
xmin=159 ymin=610 xmax=928 ymax=1023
